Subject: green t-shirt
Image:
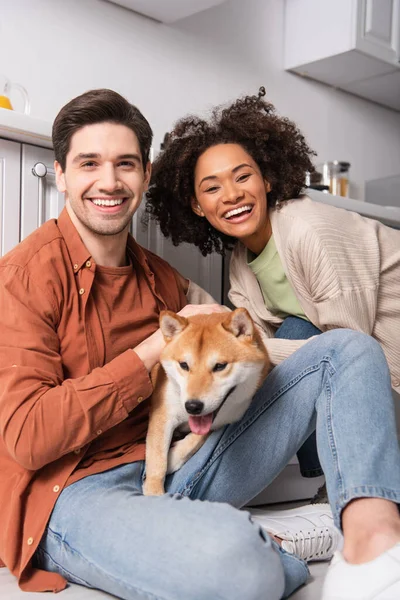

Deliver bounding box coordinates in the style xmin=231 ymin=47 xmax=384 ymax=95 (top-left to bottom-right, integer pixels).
xmin=247 ymin=236 xmax=309 ymax=321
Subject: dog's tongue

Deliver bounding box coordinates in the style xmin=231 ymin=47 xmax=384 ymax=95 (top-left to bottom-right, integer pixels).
xmin=188 ymin=413 xmax=213 ymax=435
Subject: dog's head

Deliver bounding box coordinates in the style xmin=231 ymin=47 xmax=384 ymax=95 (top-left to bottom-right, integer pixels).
xmin=159 ymin=308 xmax=270 ymax=434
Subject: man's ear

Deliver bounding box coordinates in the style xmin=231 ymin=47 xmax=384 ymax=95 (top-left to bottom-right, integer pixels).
xmin=190 ymin=197 xmax=205 ymax=217
xmin=54 ymin=161 xmax=66 ymax=193
xmin=143 ymin=161 xmax=152 ymax=191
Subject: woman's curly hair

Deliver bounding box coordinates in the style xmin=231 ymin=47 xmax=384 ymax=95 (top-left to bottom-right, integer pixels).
xmin=145 ymin=88 xmax=316 ymax=256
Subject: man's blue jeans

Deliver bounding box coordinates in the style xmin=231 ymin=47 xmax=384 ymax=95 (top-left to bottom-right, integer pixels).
xmin=275 ymin=317 xmax=323 ymax=478
xmin=34 ymin=330 xmax=400 ymax=600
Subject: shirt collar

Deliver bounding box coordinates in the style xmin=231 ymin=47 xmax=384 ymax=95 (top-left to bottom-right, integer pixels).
xmin=57 ymin=207 xmax=153 ymax=276
xmin=57 ymin=208 xmax=92 ymax=272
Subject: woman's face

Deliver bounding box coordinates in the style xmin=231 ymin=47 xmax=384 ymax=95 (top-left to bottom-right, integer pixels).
xmin=193 ymin=143 xmax=271 ymax=255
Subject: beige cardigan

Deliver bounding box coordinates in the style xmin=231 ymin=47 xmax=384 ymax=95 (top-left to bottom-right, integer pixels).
xmin=228 ymin=195 xmax=400 ymax=391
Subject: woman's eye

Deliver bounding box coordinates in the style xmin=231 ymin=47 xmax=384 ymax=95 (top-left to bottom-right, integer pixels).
xmin=213 ymin=362 xmax=227 ymax=372
xmin=179 ymin=362 xmax=189 ymax=371
xmin=204 ymin=185 xmax=219 ymax=193
xmin=237 ymin=173 xmax=250 ymax=182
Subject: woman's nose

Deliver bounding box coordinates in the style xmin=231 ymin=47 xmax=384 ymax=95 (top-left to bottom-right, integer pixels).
xmin=222 ymin=182 xmax=243 ymax=204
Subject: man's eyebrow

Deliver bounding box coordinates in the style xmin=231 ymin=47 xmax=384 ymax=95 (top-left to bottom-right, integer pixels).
xmin=71 ymin=153 xmax=142 ymax=164
xmin=199 ymin=163 xmax=253 ymax=186
xmin=72 ymin=153 xmax=100 ymax=164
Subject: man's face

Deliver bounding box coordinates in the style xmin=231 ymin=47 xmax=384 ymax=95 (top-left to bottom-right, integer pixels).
xmin=55 ymin=122 xmax=151 ymax=237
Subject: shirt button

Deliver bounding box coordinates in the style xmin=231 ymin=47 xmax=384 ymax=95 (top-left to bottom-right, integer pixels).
xmin=11 ymin=364 xmax=17 ymax=368
xmin=85 ymin=260 xmax=92 ymax=268
xmin=137 ymin=396 xmax=144 ymax=403
xmin=79 ymin=288 xmax=85 ymax=295
xmin=74 ymin=263 xmax=79 ymax=271
xmin=27 ymin=537 xmax=34 ymax=546
xmin=96 ymin=429 xmax=103 ymax=436
xmin=53 ymin=485 xmax=60 ymax=493
xmin=393 ymin=378 xmax=399 ymax=387
xmin=74 ymin=448 xmax=81 ymax=454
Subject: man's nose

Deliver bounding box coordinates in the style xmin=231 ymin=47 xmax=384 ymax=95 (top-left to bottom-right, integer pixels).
xmin=98 ymin=165 xmax=122 ymax=192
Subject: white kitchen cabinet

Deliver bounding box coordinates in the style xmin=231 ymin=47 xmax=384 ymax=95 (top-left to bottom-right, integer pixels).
xmin=284 ymin=0 xmax=400 ymax=111
xmin=20 ymin=144 xmax=64 ymax=240
xmin=133 ymin=203 xmax=223 ymax=302
xmin=0 ymin=138 xmax=21 ymax=256
xmin=0 ymin=140 xmax=62 ymax=258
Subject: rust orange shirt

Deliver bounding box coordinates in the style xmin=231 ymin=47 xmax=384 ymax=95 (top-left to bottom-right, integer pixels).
xmin=0 ymin=208 xmax=187 ymax=592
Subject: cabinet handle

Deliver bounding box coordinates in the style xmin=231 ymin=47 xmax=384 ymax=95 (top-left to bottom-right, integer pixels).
xmin=32 ymin=162 xmax=47 ymax=178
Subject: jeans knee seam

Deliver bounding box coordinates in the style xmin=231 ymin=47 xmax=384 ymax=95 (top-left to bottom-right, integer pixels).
xmin=44 ymin=527 xmax=172 ymax=600
xmin=323 ymin=371 xmax=344 ymax=524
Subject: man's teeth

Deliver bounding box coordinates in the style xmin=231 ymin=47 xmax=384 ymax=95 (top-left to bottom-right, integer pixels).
xmin=224 ymin=205 xmax=252 ymax=219
xmin=91 ymin=198 xmax=124 ymax=207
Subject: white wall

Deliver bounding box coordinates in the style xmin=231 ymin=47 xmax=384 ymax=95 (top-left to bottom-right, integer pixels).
xmin=1 ymin=0 xmax=400 ymax=199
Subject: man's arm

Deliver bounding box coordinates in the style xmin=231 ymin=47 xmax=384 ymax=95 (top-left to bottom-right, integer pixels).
xmin=0 ymin=266 xmax=225 ymax=471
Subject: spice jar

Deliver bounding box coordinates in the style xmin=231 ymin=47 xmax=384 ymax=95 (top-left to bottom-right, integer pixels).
xmin=320 ymin=161 xmax=351 ymax=197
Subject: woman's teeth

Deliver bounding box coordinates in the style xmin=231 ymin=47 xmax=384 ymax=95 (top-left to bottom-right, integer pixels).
xmin=91 ymin=198 xmax=124 ymax=207
xmin=224 ymin=205 xmax=252 ymax=219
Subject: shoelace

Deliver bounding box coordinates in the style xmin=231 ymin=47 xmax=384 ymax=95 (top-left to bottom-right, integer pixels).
xmin=281 ymin=526 xmax=333 ymax=561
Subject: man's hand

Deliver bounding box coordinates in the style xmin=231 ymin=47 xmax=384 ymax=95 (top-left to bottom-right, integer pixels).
xmin=177 ymin=303 xmax=228 ymax=318
xmin=133 ymin=303 xmax=227 ymax=372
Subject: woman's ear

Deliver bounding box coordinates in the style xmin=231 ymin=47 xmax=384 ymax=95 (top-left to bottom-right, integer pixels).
xmin=191 ymin=198 xmax=205 ymax=217
xmin=264 ymin=179 xmax=271 ymax=194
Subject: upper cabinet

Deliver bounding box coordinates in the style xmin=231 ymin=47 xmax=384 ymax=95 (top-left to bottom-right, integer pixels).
xmin=106 ymin=0 xmax=227 ymax=23
xmin=284 ymin=0 xmax=400 ymax=111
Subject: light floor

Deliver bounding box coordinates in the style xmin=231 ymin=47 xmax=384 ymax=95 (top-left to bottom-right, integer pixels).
xmin=0 ymin=503 xmax=329 ymax=600
xmin=0 ymin=562 xmax=329 ymax=600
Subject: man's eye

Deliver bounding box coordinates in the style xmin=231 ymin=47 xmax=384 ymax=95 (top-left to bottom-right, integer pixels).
xmin=82 ymin=162 xmax=96 ymax=168
xmin=118 ymin=161 xmax=135 ymax=168
xmin=213 ymin=362 xmax=227 ymax=372
xmin=179 ymin=362 xmax=189 ymax=371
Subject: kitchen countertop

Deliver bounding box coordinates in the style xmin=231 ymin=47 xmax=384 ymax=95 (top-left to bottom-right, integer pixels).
xmin=0 ymin=107 xmax=52 ymax=148
xmin=307 ymin=188 xmax=400 ymax=228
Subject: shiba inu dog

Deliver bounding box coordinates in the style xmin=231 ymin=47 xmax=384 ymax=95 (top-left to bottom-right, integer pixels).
xmin=143 ymin=308 xmax=270 ymax=496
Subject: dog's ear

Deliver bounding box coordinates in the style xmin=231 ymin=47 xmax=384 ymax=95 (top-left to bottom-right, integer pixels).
xmin=223 ymin=308 xmax=254 ymax=340
xmin=159 ymin=311 xmax=189 ymax=341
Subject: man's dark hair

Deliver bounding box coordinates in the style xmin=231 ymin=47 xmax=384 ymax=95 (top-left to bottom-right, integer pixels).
xmin=145 ymin=88 xmax=316 ymax=256
xmin=52 ymin=89 xmax=153 ymax=170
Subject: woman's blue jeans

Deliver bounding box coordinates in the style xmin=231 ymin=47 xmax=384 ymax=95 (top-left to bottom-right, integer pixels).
xmin=275 ymin=317 xmax=323 ymax=478
xmin=34 ymin=330 xmax=400 ymax=600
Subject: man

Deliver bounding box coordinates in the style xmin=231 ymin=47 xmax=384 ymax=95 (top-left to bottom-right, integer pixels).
xmin=0 ymin=90 xmax=399 ymax=600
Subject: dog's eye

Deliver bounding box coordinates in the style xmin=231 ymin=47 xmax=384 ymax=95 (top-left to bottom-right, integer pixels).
xmin=213 ymin=362 xmax=227 ymax=372
xmin=179 ymin=361 xmax=189 ymax=371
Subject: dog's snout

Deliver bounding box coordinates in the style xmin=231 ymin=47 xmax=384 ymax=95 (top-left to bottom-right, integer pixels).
xmin=185 ymin=400 xmax=204 ymax=415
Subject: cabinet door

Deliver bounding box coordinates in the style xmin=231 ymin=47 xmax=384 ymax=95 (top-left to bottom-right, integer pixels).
xmin=357 ymin=0 xmax=400 ymax=63
xmin=20 ymin=145 xmax=64 ymax=240
xmin=0 ymin=138 xmax=21 ymax=257
xmin=133 ymin=203 xmax=223 ymax=302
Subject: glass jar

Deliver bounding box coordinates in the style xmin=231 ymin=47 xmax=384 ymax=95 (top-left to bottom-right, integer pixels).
xmin=320 ymin=161 xmax=350 ymax=197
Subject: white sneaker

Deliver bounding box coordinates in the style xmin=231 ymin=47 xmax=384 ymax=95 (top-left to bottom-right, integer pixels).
xmin=248 ymin=503 xmax=343 ymax=562
xmin=322 ymin=543 xmax=400 ymax=600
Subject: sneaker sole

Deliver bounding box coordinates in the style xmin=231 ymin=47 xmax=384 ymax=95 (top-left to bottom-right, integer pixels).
xmin=375 ymin=580 xmax=400 ymax=600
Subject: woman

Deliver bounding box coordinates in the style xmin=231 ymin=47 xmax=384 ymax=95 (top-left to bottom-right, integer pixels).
xmin=145 ymin=89 xmax=400 ymax=600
